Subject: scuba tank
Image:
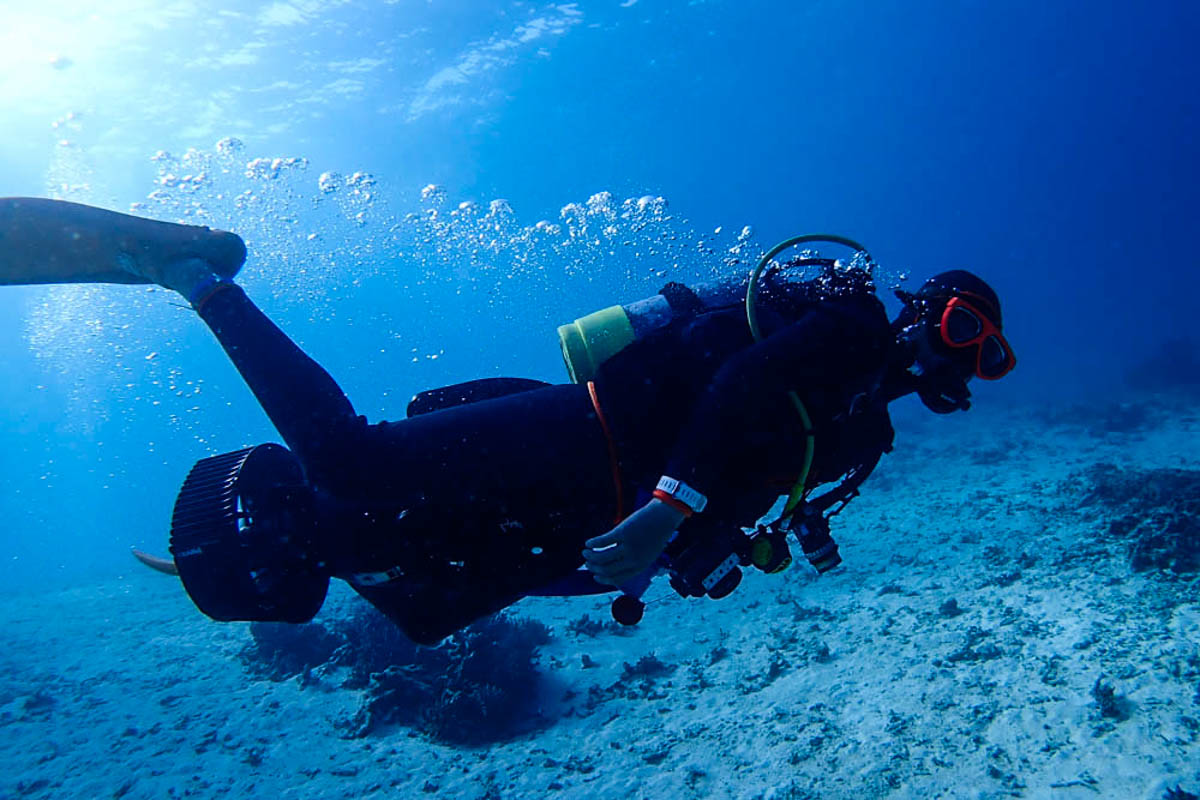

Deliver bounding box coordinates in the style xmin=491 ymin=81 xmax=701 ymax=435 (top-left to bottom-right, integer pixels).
xmin=557 ymin=233 xmax=874 ymax=384
xmin=558 ymin=274 xmax=747 ymax=383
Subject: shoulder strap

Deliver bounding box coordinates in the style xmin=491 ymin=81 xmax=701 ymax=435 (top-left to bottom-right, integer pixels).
xmin=659 ymin=281 xmax=706 ymax=316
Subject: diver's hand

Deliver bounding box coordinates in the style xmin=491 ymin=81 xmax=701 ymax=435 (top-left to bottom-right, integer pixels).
xmin=583 ymin=499 xmax=686 ymax=587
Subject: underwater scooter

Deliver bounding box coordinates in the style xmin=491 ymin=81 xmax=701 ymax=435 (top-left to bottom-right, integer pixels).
xmin=167 ymin=235 xmax=874 ymax=628
xmin=169 ymin=444 xmax=332 ymax=623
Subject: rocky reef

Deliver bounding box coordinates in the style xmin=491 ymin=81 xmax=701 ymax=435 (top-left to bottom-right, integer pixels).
xmin=1078 ymin=464 xmax=1200 ymax=574
xmin=241 ymin=602 xmax=551 ymax=745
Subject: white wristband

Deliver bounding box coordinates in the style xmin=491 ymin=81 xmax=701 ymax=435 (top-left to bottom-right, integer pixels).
xmin=655 ymin=476 xmax=708 ymax=514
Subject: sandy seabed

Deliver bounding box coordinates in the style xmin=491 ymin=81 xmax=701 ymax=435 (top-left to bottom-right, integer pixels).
xmin=1 ymin=398 xmax=1198 ymax=800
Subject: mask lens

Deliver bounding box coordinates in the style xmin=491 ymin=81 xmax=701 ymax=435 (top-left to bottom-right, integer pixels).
xmin=978 ymin=335 xmax=1010 ymax=378
xmin=944 ymin=305 xmax=982 ymax=344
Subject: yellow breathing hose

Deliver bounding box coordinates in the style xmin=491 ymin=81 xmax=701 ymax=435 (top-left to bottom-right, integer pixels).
xmin=745 ymin=234 xmax=871 ymax=517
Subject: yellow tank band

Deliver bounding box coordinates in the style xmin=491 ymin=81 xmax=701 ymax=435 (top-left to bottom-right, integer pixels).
xmin=557 ymin=305 xmax=636 ymax=384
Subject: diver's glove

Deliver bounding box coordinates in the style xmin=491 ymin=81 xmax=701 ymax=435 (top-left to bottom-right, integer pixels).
xmin=583 ymin=499 xmax=686 ymax=587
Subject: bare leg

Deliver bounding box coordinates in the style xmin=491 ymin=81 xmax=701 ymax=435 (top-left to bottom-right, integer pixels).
xmin=0 ymin=197 xmax=245 ymax=285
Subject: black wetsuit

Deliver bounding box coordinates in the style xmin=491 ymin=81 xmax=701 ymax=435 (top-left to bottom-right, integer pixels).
xmin=197 ymin=282 xmax=895 ymax=644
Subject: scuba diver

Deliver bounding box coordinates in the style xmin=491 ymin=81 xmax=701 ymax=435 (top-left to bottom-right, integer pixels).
xmin=0 ymin=197 xmax=1016 ymax=645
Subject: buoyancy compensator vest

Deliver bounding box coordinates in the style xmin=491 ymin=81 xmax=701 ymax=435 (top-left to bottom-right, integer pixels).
xmin=556 ymin=235 xmax=891 ymax=625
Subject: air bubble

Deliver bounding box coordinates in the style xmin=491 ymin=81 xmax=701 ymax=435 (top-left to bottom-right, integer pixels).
xmin=486 ymin=199 xmax=513 ymax=219
xmin=420 ymin=183 xmax=446 ymax=204
xmin=245 ymin=156 xmax=308 ymax=180
xmin=215 ymin=137 xmax=244 ymax=155
xmin=318 ymin=171 xmax=341 ymax=193
xmin=586 ymin=191 xmax=614 ymax=218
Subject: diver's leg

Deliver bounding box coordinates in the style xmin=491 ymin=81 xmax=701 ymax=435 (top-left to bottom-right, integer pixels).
xmin=0 ymin=197 xmax=245 ymax=285
xmin=88 ymin=244 xmax=365 ymax=479
xmin=0 ymin=199 xmax=344 ymax=460
xmin=0 ymin=200 xmax=339 ymax=457
xmin=190 ymin=280 xmax=363 ymax=473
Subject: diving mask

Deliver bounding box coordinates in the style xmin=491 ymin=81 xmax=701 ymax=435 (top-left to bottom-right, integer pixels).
xmin=937 ymin=294 xmax=1015 ymax=380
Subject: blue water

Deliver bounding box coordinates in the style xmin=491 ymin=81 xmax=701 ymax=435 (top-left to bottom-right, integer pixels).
xmin=0 ymin=0 xmax=1193 ymax=600
xmin=0 ymin=1 xmax=1197 ymax=793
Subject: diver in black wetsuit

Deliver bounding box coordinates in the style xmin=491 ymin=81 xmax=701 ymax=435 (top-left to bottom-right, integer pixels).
xmin=169 ymin=250 xmax=1014 ymax=644
xmin=1 ymin=199 xmax=1016 ymax=645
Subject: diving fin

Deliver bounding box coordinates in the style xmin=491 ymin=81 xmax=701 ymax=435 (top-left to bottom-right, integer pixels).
xmin=131 ymin=547 xmax=180 ymax=576
xmin=0 ymin=197 xmax=245 ymax=286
